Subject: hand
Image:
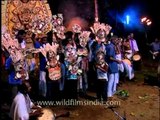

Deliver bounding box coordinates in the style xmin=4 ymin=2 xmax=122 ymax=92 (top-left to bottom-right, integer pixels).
xmin=32 ymin=109 xmax=43 ymax=116
xmin=96 ymin=64 xmax=100 ymax=68
xmin=134 ymin=51 xmax=138 ymax=54
xmin=117 ymin=60 xmax=122 ymax=64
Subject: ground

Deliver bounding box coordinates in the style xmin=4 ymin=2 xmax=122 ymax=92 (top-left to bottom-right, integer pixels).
xmin=1 ymin=59 xmax=159 ymax=120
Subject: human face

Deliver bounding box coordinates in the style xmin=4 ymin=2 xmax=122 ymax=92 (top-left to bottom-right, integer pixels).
xmin=17 ymin=34 xmax=26 ymax=42
xmin=97 ymin=29 xmax=106 ymax=40
xmin=79 ymin=37 xmax=87 ymax=48
xmin=41 ymin=37 xmax=47 ymax=44
xmin=97 ymin=53 xmax=105 ymax=63
xmin=25 ymin=82 xmax=32 ymax=93
xmin=130 ymin=33 xmax=134 ymax=38
xmin=65 ymin=45 xmax=77 ymax=62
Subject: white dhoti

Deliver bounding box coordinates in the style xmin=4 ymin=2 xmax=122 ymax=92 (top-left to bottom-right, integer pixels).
xmin=39 ymin=71 xmax=47 ymax=97
xmin=78 ymin=72 xmax=88 ymax=91
xmin=123 ymin=61 xmax=134 ymax=80
xmin=125 ymin=50 xmax=133 ymax=60
xmin=107 ymin=73 xmax=119 ymax=97
xmin=116 ymin=54 xmax=124 ymax=73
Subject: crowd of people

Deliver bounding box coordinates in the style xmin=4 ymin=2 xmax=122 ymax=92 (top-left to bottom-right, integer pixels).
xmin=2 ymin=15 xmax=160 ymax=119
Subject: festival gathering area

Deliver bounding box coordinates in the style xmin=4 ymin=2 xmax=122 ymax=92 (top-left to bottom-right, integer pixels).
xmin=1 ymin=0 xmax=160 ymax=120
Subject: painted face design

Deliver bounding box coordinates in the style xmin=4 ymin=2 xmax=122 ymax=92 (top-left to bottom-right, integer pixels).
xmin=70 ymin=64 xmax=79 ymax=75
xmin=48 ymin=50 xmax=55 ymax=59
xmin=79 ymin=37 xmax=87 ymax=48
xmin=65 ymin=44 xmax=77 ymax=62
xmin=97 ymin=29 xmax=106 ymax=40
xmin=8 ymin=45 xmax=23 ymax=64
xmin=51 ymin=14 xmax=66 ymax=39
xmin=14 ymin=59 xmax=28 ymax=80
xmin=78 ymin=31 xmax=90 ymax=48
xmin=96 ymin=52 xmax=105 ymax=64
xmin=46 ymin=49 xmax=61 ymax=81
xmin=47 ymin=50 xmax=58 ymax=68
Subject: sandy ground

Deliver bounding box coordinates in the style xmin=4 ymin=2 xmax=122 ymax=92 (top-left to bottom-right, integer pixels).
xmin=49 ymin=79 xmax=159 ymax=120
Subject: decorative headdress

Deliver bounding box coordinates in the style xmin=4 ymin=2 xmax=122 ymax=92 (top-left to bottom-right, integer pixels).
xmin=90 ymin=22 xmax=112 ymax=36
xmin=2 ymin=25 xmax=29 ymax=80
xmin=51 ymin=14 xmax=66 ymax=39
xmin=78 ymin=31 xmax=91 ymax=41
xmin=96 ymin=50 xmax=106 ymax=65
xmin=31 ymin=15 xmax=52 ymax=38
xmin=39 ymin=42 xmax=59 ymax=59
xmin=2 ymin=25 xmax=24 ymax=63
xmin=64 ymin=43 xmax=77 ymax=62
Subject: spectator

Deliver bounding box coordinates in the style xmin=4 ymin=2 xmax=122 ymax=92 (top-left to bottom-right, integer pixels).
xmin=105 ymin=38 xmax=121 ymax=100
xmin=149 ymin=38 xmax=160 ymax=60
xmin=9 ymin=81 xmax=42 ymax=120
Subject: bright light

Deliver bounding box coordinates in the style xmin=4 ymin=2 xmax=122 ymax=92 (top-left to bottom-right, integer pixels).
xmin=126 ymin=15 xmax=130 ymax=24
xmin=141 ymin=17 xmax=147 ymax=23
xmin=141 ymin=16 xmax=152 ymax=26
xmin=110 ymin=32 xmax=113 ymax=36
xmin=147 ymin=21 xmax=152 ymax=26
xmin=122 ymin=6 xmax=141 ymax=29
xmin=146 ymin=19 xmax=150 ymax=22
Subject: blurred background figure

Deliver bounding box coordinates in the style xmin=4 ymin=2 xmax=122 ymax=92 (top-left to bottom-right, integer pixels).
xmin=148 ymin=38 xmax=160 ymax=61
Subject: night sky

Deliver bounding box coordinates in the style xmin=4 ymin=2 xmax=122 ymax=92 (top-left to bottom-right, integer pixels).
xmin=48 ymin=0 xmax=160 ymax=39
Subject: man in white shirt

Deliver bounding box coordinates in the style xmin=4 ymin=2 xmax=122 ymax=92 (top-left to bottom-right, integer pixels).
xmin=149 ymin=38 xmax=160 ymax=60
xmin=129 ymin=33 xmax=139 ymax=54
xmin=9 ymin=81 xmax=42 ymax=120
xmin=129 ymin=33 xmax=141 ymax=71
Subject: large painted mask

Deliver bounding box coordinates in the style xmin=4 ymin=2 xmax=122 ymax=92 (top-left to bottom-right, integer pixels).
xmin=90 ymin=22 xmax=112 ymax=43
xmin=78 ymin=31 xmax=91 ymax=48
xmin=64 ymin=43 xmax=77 ymax=63
xmin=51 ymin=14 xmax=66 ymax=40
xmin=2 ymin=26 xmax=29 ymax=80
xmin=14 ymin=59 xmax=29 ymax=80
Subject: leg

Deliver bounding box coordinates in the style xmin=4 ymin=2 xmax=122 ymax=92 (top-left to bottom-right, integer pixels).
xmin=113 ymin=73 xmax=119 ymax=94
xmin=102 ymin=81 xmax=107 ymax=101
xmin=39 ymin=71 xmax=47 ymax=97
xmin=96 ymin=80 xmax=101 ymax=101
xmin=108 ymin=74 xmax=115 ymax=97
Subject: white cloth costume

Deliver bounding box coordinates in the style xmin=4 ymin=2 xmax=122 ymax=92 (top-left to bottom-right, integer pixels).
xmin=9 ymin=92 xmax=34 ymax=120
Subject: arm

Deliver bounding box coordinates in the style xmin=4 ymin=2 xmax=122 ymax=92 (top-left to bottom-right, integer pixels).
xmin=107 ymin=46 xmax=122 ymax=63
xmin=17 ymin=95 xmax=30 ymax=120
xmin=28 ymin=95 xmax=43 ymax=117
xmin=110 ymin=57 xmax=122 ymax=64
xmin=133 ymin=40 xmax=139 ymax=52
xmin=96 ymin=63 xmax=108 ymax=72
xmin=5 ymin=57 xmax=14 ymax=74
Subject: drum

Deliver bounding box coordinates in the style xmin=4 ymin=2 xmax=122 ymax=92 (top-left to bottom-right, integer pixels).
xmin=122 ymin=59 xmax=131 ymax=66
xmin=132 ymin=54 xmax=141 ymax=70
xmin=132 ymin=54 xmax=141 ymax=61
xmin=38 ymin=108 xmax=55 ymax=120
